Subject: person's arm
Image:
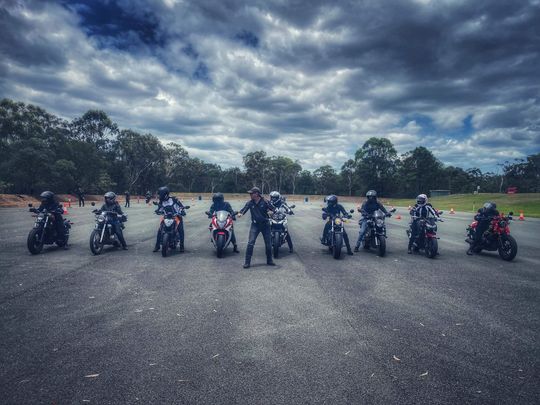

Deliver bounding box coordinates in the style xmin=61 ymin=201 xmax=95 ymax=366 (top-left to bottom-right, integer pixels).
xmin=378 ymin=202 xmax=389 ymax=214
xmin=359 ymin=202 xmax=368 ymax=216
xmin=225 ymin=202 xmax=235 ymax=216
xmin=116 ymin=204 xmax=124 ymax=216
xmin=239 ymin=201 xmax=251 ymax=215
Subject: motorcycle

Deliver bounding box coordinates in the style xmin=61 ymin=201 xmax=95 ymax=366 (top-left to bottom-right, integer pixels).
xmin=270 ymin=204 xmax=295 ymax=258
xmin=155 ymin=203 xmax=190 ymax=257
xmin=206 ymin=210 xmax=237 ymax=258
xmin=466 ymin=212 xmax=517 ymax=261
xmin=89 ymin=202 xmax=127 ymax=255
xmin=322 ymin=208 xmax=354 ymax=259
xmin=27 ymin=203 xmax=71 ymax=254
xmin=360 ymin=208 xmax=396 ymax=257
xmin=406 ymin=211 xmax=444 ymax=259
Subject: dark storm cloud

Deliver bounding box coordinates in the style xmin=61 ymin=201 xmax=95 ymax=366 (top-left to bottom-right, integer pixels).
xmin=0 ymin=0 xmax=538 ymax=170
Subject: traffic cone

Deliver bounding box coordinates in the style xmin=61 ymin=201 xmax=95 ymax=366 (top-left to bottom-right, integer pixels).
xmin=395 ymin=214 xmax=401 ymax=220
xmin=450 ymin=207 xmax=455 ymax=214
xmin=63 ymin=207 xmax=69 ymax=215
xmin=519 ymin=211 xmax=525 ymax=221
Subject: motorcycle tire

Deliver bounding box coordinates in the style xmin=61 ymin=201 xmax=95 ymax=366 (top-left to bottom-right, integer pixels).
xmin=89 ymin=229 xmax=104 ymax=255
xmin=333 ymin=233 xmax=343 ymax=259
xmin=498 ymin=235 xmax=517 ymax=261
xmin=273 ymin=231 xmax=280 ymax=259
xmin=162 ymin=233 xmax=170 ymax=258
xmin=425 ymin=238 xmax=438 ymax=259
xmin=377 ymin=236 xmax=386 ymax=257
xmin=216 ymin=234 xmax=226 ymax=258
xmin=27 ymin=228 xmax=44 ymax=255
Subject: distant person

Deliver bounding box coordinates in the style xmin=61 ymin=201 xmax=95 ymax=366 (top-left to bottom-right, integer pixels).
xmin=207 ymin=192 xmax=239 ymax=253
xmin=145 ymin=190 xmax=152 ymax=204
xmin=76 ymin=187 xmax=85 ymax=207
xmin=408 ymin=194 xmax=439 ymax=254
xmin=124 ymin=191 xmax=130 ymax=208
xmin=237 ymin=187 xmax=275 ymax=268
xmin=355 ymin=190 xmax=390 ymax=252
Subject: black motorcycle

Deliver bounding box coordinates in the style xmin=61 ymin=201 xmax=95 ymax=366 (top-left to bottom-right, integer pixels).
xmin=407 ymin=212 xmax=444 ymax=259
xmin=89 ymin=202 xmax=127 ymax=255
xmin=27 ymin=203 xmax=71 ymax=254
xmin=155 ymin=203 xmax=189 ymax=257
xmin=323 ymin=208 xmax=354 ymax=259
xmin=360 ymin=208 xmax=396 ymax=257
xmin=270 ymin=204 xmax=295 ymax=258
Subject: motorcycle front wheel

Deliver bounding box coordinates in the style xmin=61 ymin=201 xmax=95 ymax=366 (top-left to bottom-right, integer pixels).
xmin=273 ymin=231 xmax=281 ymax=258
xmin=216 ymin=234 xmax=226 ymax=258
xmin=425 ymin=238 xmax=438 ymax=259
xmin=498 ymin=235 xmax=517 ymax=261
xmin=89 ymin=229 xmax=104 ymax=255
xmin=162 ymin=233 xmax=170 ymax=257
xmin=333 ymin=233 xmax=343 ymax=259
xmin=377 ymin=236 xmax=386 ymax=257
xmin=27 ymin=228 xmax=44 ymax=255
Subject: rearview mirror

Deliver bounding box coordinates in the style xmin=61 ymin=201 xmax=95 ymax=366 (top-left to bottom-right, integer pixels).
xmin=28 ymin=203 xmax=33 ymax=207
xmin=390 ymin=208 xmax=396 ymax=213
xmin=91 ymin=202 xmax=95 ymax=206
xmin=184 ymin=205 xmax=190 ymax=209
xmin=350 ymin=209 xmax=354 ymax=213
xmin=290 ymin=205 xmax=296 ymax=209
xmin=438 ymin=210 xmax=444 ymax=215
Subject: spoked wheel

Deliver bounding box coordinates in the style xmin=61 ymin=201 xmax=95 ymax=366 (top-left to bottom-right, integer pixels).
xmin=377 ymin=236 xmax=386 ymax=257
xmin=273 ymin=231 xmax=280 ymax=258
xmin=216 ymin=234 xmax=225 ymax=258
xmin=498 ymin=235 xmax=517 ymax=261
xmin=333 ymin=233 xmax=343 ymax=259
xmin=162 ymin=233 xmax=170 ymax=257
xmin=27 ymin=229 xmax=44 ymax=255
xmin=89 ymin=229 xmax=104 ymax=255
xmin=425 ymin=238 xmax=438 ymax=259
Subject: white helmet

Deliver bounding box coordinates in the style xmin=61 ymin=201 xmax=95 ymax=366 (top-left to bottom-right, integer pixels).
xmin=416 ymin=194 xmax=428 ymax=206
xmin=269 ymin=191 xmax=281 ymax=204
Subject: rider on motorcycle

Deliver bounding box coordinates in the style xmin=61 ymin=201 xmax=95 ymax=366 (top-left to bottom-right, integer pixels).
xmin=99 ymin=191 xmax=128 ymax=250
xmin=354 ymin=190 xmax=391 ymax=252
xmin=321 ymin=195 xmax=353 ymax=255
xmin=37 ymin=190 xmax=67 ymax=246
xmin=467 ymin=201 xmax=499 ymax=255
xmin=408 ymin=194 xmax=439 ymax=254
xmin=269 ymin=191 xmax=295 ymax=253
xmin=153 ymin=186 xmax=186 ymax=252
xmin=208 ymin=192 xmax=239 ymax=253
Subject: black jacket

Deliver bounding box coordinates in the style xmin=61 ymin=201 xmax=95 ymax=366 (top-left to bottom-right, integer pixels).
xmin=99 ymin=202 xmax=125 ymax=215
xmin=474 ymin=208 xmax=499 ymax=222
xmin=38 ymin=201 xmax=64 ymax=215
xmin=322 ymin=203 xmax=350 ymax=219
xmin=209 ymin=201 xmax=235 ymax=216
xmin=359 ymin=199 xmax=388 ymax=216
xmin=240 ymin=198 xmax=274 ymax=223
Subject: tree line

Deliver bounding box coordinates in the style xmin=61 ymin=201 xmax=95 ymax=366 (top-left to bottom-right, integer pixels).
xmin=1 ymin=99 xmax=538 ymax=197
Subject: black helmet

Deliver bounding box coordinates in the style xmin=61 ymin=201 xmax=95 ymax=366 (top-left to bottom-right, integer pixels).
xmin=366 ymin=190 xmax=377 ymax=201
xmin=248 ymin=187 xmax=261 ymax=195
xmin=483 ymin=201 xmax=497 ymax=212
xmin=104 ymin=191 xmax=116 ymax=204
xmin=212 ymin=192 xmax=224 ymax=203
xmin=158 ymin=186 xmax=170 ymax=201
xmin=326 ymin=195 xmax=338 ymax=206
xmin=269 ymin=191 xmax=281 ymax=203
xmin=40 ymin=191 xmax=55 ymax=205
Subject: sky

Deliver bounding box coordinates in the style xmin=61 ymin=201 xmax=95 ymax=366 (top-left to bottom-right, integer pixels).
xmin=1 ymin=0 xmax=539 ymax=172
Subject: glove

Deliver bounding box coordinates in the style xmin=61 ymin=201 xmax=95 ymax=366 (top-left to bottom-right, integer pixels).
xmin=386 ymin=213 xmax=391 ymax=217
xmin=347 ymin=214 xmax=352 ymax=219
xmin=322 ymin=213 xmax=328 ymax=220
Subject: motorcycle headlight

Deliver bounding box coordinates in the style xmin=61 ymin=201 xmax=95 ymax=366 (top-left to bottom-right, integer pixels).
xmin=335 ymin=218 xmax=342 ymax=225
xmin=98 ymin=215 xmax=105 ymax=222
xmin=164 ymin=218 xmax=174 ymax=227
xmin=376 ymin=219 xmax=384 ymax=227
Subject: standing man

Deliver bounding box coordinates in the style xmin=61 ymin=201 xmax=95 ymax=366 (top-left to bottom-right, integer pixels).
xmin=124 ymin=190 xmax=131 ymax=208
xmin=76 ymin=187 xmax=85 ymax=207
xmin=238 ymin=187 xmax=275 ymax=268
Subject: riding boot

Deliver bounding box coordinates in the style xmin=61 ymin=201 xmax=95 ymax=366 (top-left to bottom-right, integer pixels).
xmin=243 ymin=255 xmax=251 ymax=268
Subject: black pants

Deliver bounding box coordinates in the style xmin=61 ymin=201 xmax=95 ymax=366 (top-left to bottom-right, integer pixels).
xmin=125 ymin=199 xmax=130 ymax=208
xmin=111 ymin=223 xmax=127 ymax=247
xmin=322 ymin=222 xmax=352 ymax=251
xmin=53 ymin=214 xmax=66 ymax=241
xmin=408 ymin=221 xmax=419 ymax=250
xmin=245 ymin=222 xmax=272 ymax=264
xmin=473 ymin=221 xmax=489 ymax=245
xmin=155 ymin=221 xmax=184 ymax=248
xmin=78 ymin=198 xmax=84 ymax=207
xmin=285 ymin=233 xmax=293 ymax=251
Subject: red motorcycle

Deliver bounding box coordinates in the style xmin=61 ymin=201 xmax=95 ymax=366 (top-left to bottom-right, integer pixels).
xmin=466 ymin=212 xmax=517 ymax=261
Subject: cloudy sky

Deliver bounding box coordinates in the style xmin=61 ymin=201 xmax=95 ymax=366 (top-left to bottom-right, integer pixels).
xmin=1 ymin=0 xmax=539 ymax=171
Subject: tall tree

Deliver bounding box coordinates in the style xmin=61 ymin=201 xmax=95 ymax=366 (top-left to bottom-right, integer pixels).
xmin=355 ymin=137 xmax=397 ymax=196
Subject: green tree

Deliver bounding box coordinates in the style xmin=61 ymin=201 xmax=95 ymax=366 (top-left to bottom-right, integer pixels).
xmin=354 ymin=137 xmax=397 ymax=196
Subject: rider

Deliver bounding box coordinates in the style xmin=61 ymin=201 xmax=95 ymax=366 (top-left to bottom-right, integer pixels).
xmin=408 ymin=193 xmax=439 ymax=254
xmin=467 ymin=201 xmax=499 ymax=255
xmin=99 ymin=191 xmax=128 ymax=250
xmin=269 ymin=191 xmax=295 ymax=253
xmin=208 ymin=192 xmax=239 ymax=253
xmin=354 ymin=190 xmax=391 ymax=252
xmin=37 ymin=191 xmax=67 ymax=245
xmin=153 ymin=186 xmax=186 ymax=252
xmin=321 ymin=195 xmax=354 ymax=255
xmin=238 ymin=187 xmax=276 ymax=268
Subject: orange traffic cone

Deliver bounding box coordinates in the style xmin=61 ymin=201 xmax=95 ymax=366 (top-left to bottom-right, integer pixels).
xmin=519 ymin=211 xmax=525 ymax=221
xmin=63 ymin=207 xmax=69 ymax=215
xmin=395 ymin=214 xmax=401 ymax=220
xmin=450 ymin=207 xmax=455 ymax=214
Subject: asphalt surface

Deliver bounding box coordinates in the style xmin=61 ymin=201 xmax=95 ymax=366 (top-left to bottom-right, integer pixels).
xmin=0 ymin=200 xmax=539 ymax=404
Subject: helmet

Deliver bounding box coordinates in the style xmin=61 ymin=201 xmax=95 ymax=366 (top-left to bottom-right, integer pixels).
xmin=212 ymin=192 xmax=224 ymax=204
xmin=158 ymin=186 xmax=170 ymax=201
xmin=416 ymin=194 xmax=428 ymax=206
xmin=104 ymin=191 xmax=116 ymax=204
xmin=269 ymin=191 xmax=281 ymax=204
xmin=247 ymin=187 xmax=261 ymax=195
xmin=483 ymin=201 xmax=497 ymax=213
xmin=366 ymin=190 xmax=377 ymax=201
xmin=40 ymin=191 xmax=55 ymax=205
xmin=326 ymin=195 xmax=338 ymax=206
